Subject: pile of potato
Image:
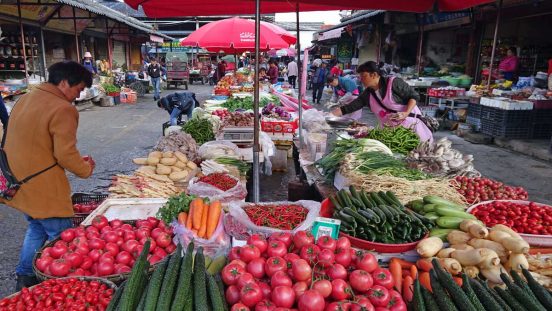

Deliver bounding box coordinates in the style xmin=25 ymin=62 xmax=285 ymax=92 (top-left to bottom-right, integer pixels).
xmin=133 ymin=151 xmax=198 ymax=182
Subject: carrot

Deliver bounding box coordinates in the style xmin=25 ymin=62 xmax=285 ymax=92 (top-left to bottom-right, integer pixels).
xmin=206 ymin=201 xmax=221 ymax=239
xmin=402 ymin=270 xmax=411 ymax=278
xmin=410 ymin=265 xmax=418 ymax=279
xmin=389 ymin=258 xmax=402 ymax=293
xmin=197 ymin=202 xmax=209 ymax=238
xmin=192 ymin=198 xmax=203 ymax=230
xmin=178 ymin=212 xmax=187 ymax=226
xmin=419 ymin=272 xmax=432 ymax=292
xmin=402 ymin=276 xmax=414 ymax=303
xmin=390 ymin=257 xmax=414 ymax=269
xmin=453 ymin=276 xmax=463 ymax=287
xmin=416 ymin=258 xmax=433 ymax=272
xmin=186 ymin=205 xmax=194 ymax=229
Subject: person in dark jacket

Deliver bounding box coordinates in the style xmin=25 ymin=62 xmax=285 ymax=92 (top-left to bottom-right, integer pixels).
xmin=312 ymin=62 xmax=329 ymax=104
xmin=157 ymin=91 xmax=199 ymax=125
xmin=0 ymin=96 xmax=9 ymax=131
xmin=331 ymin=61 xmax=432 ymax=142
xmin=81 ymin=52 xmax=97 ymax=74
xmin=216 ymin=60 xmax=227 ymax=82
xmin=148 ymin=58 xmax=162 ymax=101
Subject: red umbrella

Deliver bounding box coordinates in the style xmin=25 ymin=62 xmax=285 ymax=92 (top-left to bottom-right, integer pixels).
xmin=180 ymin=17 xmax=295 ymax=53
xmin=260 ymin=21 xmax=297 ymax=45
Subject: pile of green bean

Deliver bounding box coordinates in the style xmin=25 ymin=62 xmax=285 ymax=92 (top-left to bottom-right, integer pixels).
xmin=182 ymin=117 xmax=215 ymax=145
xmin=367 ymin=126 xmax=420 ymax=154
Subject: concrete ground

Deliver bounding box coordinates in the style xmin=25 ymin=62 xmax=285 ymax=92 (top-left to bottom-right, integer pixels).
xmin=0 ymin=83 xmax=550 ymax=297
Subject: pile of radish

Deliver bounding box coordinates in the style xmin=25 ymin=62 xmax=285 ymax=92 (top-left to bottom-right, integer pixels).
xmin=452 ymin=176 xmax=528 ymax=204
xmin=222 ymin=231 xmax=406 ymax=311
xmin=34 ymin=216 xmax=176 ymax=278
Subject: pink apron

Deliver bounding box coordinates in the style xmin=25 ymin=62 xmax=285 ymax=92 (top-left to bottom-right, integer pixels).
xmin=368 ymin=76 xmax=433 ymax=142
xmin=339 ymin=93 xmax=362 ymax=121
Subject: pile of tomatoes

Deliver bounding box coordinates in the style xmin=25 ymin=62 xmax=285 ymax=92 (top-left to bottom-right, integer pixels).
xmin=73 ymin=202 xmax=101 ymax=214
xmin=471 ymin=201 xmax=552 ymax=235
xmin=222 ymin=231 xmax=406 ymax=311
xmin=453 ymin=176 xmax=528 ymax=204
xmin=0 ymin=278 xmax=113 ymax=311
xmin=35 ymin=216 xmax=176 ymax=278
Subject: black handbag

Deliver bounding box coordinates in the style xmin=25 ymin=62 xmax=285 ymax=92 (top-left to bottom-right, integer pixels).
xmin=369 ymin=89 xmax=440 ymax=132
xmin=0 ymin=120 xmax=57 ymax=200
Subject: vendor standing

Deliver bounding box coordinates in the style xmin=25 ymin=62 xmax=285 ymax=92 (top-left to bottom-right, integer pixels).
xmin=330 ymin=61 xmax=433 ymax=142
xmin=268 ymin=61 xmax=279 ymax=84
xmin=498 ymin=47 xmax=519 ymax=81
xmin=82 ymin=52 xmax=97 ymax=74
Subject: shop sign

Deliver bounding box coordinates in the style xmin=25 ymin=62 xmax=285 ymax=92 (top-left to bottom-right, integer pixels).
xmin=337 ymin=39 xmax=353 ymax=62
xmin=321 ymin=54 xmax=333 ymax=59
xmin=419 ymin=11 xmax=471 ymax=25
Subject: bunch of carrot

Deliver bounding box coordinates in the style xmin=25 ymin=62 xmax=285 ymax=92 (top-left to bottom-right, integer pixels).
xmin=178 ymin=198 xmax=222 ymax=239
xmin=389 ymin=257 xmax=463 ymax=304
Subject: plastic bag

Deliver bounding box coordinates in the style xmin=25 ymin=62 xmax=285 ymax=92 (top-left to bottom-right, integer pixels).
xmin=188 ymin=174 xmax=247 ymax=203
xmin=302 ymin=109 xmax=330 ymax=133
xmin=227 ymin=200 xmax=321 ymax=237
xmin=171 ymin=213 xmax=230 ymax=258
xmin=198 ymin=141 xmax=240 ymax=160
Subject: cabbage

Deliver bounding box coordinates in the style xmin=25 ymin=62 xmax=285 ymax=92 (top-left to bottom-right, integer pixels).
xmin=358 ymin=139 xmax=393 ymax=155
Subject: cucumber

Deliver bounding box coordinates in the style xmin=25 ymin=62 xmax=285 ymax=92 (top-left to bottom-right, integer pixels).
xmin=370 ymin=192 xmax=387 ymax=207
xmin=360 ymin=191 xmax=375 ymax=209
xmin=432 ymin=258 xmax=477 ymax=311
xmin=435 ymin=206 xmax=476 ymax=219
xmin=478 ymin=279 xmax=512 ymax=311
xmin=358 ymin=209 xmax=381 ymax=224
xmin=329 ymin=195 xmax=343 ymax=211
xmin=207 ymin=273 xmax=225 ymax=311
xmin=156 ymin=243 xmax=183 ymax=311
xmin=413 ymin=278 xmax=426 ymax=311
xmin=193 ymin=247 xmax=208 ymax=311
xmin=421 ymin=285 xmax=440 ymax=311
xmin=349 ymin=185 xmax=361 ymax=201
xmin=106 ymin=280 xmax=126 ymax=311
xmin=183 ymin=282 xmax=194 ymax=311
xmin=424 ymin=212 xmax=439 ymax=220
xmin=511 ymin=269 xmax=540 ymax=302
xmin=429 ymin=270 xmax=458 ymax=311
xmin=171 ymin=242 xmax=195 ymax=310
xmin=378 ymin=191 xmax=397 ymax=207
xmin=423 ymin=195 xmax=465 ymax=209
xmin=215 ymin=274 xmax=229 ymax=311
xmin=410 ymin=199 xmax=425 ymax=212
xmin=460 ymin=273 xmax=485 ymax=311
xmin=467 ymin=278 xmax=503 ymax=311
xmin=137 ymin=285 xmax=148 ymax=311
xmin=119 ymin=240 xmax=151 ymax=311
xmin=143 ymin=259 xmax=168 ymax=311
xmin=436 ymin=216 xmax=464 ymax=229
xmin=521 ymin=268 xmax=552 ymax=309
xmin=496 ymin=287 xmax=528 ymax=311
xmin=385 ymin=191 xmax=404 ymax=208
xmin=423 ymin=204 xmax=438 ymax=213
xmin=501 ymin=272 xmax=546 ymax=311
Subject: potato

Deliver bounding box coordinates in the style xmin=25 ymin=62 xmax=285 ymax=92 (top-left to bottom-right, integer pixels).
xmin=146 ymin=156 xmax=160 ymax=165
xmin=169 ymin=170 xmax=189 ymax=181
xmin=175 ymin=161 xmax=188 ymax=169
xmin=156 ymin=164 xmax=172 ymax=175
xmin=162 ymin=151 xmax=174 ymax=158
xmin=186 ymin=161 xmax=197 ymax=170
xmin=174 ymin=151 xmax=188 ymax=163
xmin=137 ymin=166 xmax=156 ymax=174
xmin=148 ymin=151 xmax=163 ymax=159
xmin=171 ymin=166 xmax=183 ymax=173
xmin=132 ymin=158 xmax=148 ymax=165
xmin=160 ymin=157 xmax=177 ymax=166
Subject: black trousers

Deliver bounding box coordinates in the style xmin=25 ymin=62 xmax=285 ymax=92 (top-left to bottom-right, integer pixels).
xmin=288 ymin=75 xmax=297 ymax=88
xmin=312 ymin=82 xmax=325 ymax=103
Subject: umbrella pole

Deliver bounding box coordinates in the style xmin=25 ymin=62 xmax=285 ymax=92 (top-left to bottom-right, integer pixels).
xmin=487 ymin=0 xmax=503 ymax=88
xmin=253 ymin=0 xmax=261 ymax=203
xmin=296 ymin=2 xmax=302 ymax=150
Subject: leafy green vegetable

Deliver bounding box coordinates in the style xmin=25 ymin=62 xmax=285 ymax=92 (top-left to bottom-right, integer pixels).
xmin=156 ymin=193 xmax=196 ymax=225
xmin=316 ymin=139 xmax=364 ymax=181
xmin=182 ymin=117 xmax=215 ymax=145
xmin=215 ymin=157 xmax=250 ymax=176
xmin=102 ymin=83 xmax=121 ymax=93
xmin=352 ymin=152 xmax=429 ymax=180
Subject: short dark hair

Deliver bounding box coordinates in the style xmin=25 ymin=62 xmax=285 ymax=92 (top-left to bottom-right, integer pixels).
xmin=357 ymin=61 xmax=382 ymax=76
xmin=327 ymin=75 xmax=338 ymax=84
xmin=508 ymin=47 xmax=517 ymax=55
xmin=47 ymin=61 xmax=93 ymax=88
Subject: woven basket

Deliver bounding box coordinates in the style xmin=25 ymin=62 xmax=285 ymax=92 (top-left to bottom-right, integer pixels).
xmin=3 ymin=276 xmax=117 ymax=300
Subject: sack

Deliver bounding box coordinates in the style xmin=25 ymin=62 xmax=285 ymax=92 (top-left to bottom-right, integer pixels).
xmin=187 ymin=174 xmax=247 ymax=203
xmin=171 ymin=213 xmax=230 ymax=258
xmin=417 ymin=114 xmax=440 ymax=133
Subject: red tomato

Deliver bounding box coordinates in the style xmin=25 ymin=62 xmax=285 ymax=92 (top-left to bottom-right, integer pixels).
xmin=387 ymin=290 xmax=406 ymax=311
xmin=247 ymin=257 xmax=266 ymax=279
xmin=299 ymin=245 xmax=320 ymax=264
xmin=104 ymin=242 xmax=119 ymax=257
xmin=60 ymin=229 xmax=76 ymax=243
xmin=270 ymin=233 xmax=293 ymax=248
xmin=88 ymin=238 xmax=106 ymax=251
xmin=231 ymin=303 xmax=250 ymax=311
xmin=236 ymin=273 xmax=257 ymax=290
xmin=291 ymin=259 xmax=312 ymax=282
xmin=349 ymin=270 xmax=374 ymax=293
xmin=368 ymin=285 xmax=390 ymax=307
xmin=317 ymin=249 xmax=335 ymax=268
xmin=150 ymin=228 xmax=164 ymax=239
xmin=331 ymin=279 xmax=352 ymax=300
xmin=298 ymin=290 xmax=325 ymax=311
xmin=334 ymin=247 xmax=352 ymax=268
xmin=267 ymin=241 xmax=288 ymax=258
xmin=372 ymin=268 xmax=394 ymax=289
xmin=122 ymin=240 xmax=140 ymax=254
xmin=292 ymin=281 xmax=308 ymax=298
xmin=326 ymin=263 xmax=348 ymax=280
xmin=222 ymin=264 xmax=246 ymax=286
xmin=292 ymin=231 xmax=314 ymax=250
xmin=316 ymin=236 xmax=337 ymax=252
xmin=325 ymin=302 xmax=351 ymax=311
xmin=247 ymin=234 xmax=268 ymax=254
xmin=102 ymin=231 xmax=119 ymax=244
xmin=62 ymin=252 xmax=83 ymax=269
xmin=49 ymin=259 xmax=71 ymax=277
xmin=115 ymin=251 xmax=133 ymax=266
xmin=50 ymin=244 xmax=68 ymax=259
xmin=148 ymin=255 xmax=163 ymax=265
xmin=271 ymin=286 xmax=295 ymax=308
xmin=109 ymin=219 xmax=123 ymax=228
xmin=265 ymin=257 xmax=287 ymax=277
xmin=80 ymin=257 xmax=93 ymax=270
xmin=135 ymin=228 xmax=150 ymax=240
xmin=165 ymin=243 xmax=177 ymax=254
xmin=283 ymin=253 xmax=301 ymax=264
xmin=230 ymin=259 xmax=248 ymax=268
xmin=270 ymin=271 xmax=292 ymax=289
xmin=312 ymin=279 xmax=332 ymax=298
xmin=97 ymin=261 xmax=115 ymax=276
xmin=239 ymin=245 xmax=261 ymax=263
xmin=357 ymin=253 xmax=378 ymax=273
xmin=335 ymin=237 xmax=351 ymax=250
xmin=147 ymin=216 xmax=159 ymax=227
xmin=350 ymin=297 xmax=375 ymax=311
xmin=155 ymin=233 xmax=172 ymax=248
xmin=240 ymin=283 xmax=263 ymax=308
xmin=36 ymin=256 xmax=53 ymax=272
xmin=91 ymin=216 xmax=109 ymax=230
xmin=258 ymin=281 xmax=272 ymax=300
xmin=152 ymin=247 xmax=168 ymax=259
xmin=229 ymin=247 xmax=242 ymax=261
xmin=225 ymin=285 xmax=241 ymax=305
xmin=255 ymin=300 xmax=276 ymax=311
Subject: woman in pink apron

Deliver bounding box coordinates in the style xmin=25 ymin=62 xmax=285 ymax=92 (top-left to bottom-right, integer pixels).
xmin=331 ymin=61 xmax=433 ymax=142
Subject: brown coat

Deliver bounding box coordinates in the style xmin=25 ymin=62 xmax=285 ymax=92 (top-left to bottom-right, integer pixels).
xmin=2 ymin=83 xmax=92 ymax=219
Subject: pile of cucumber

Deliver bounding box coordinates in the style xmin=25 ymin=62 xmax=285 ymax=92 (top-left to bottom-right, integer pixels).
xmin=107 ymin=241 xmax=228 ymax=311
xmin=408 ymin=196 xmax=477 ymax=241
xmin=412 ymin=258 xmax=552 ymax=311
xmin=330 ymin=187 xmax=434 ymax=244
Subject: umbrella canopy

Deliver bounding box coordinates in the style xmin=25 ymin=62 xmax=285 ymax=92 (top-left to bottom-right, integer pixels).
xmin=180 ymin=17 xmax=295 ymax=53
xmin=260 ymin=21 xmax=296 ymax=45
xmin=268 ymin=48 xmax=296 ymax=57
xmin=125 ymin=0 xmax=494 ymax=17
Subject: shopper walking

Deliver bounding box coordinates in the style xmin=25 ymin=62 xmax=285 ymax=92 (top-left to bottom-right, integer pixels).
xmin=148 ymin=57 xmax=162 ymax=101
xmin=1 ymin=61 xmax=96 ymax=290
xmin=287 ymin=58 xmax=298 ymax=88
xmin=312 ymin=62 xmax=329 ymax=104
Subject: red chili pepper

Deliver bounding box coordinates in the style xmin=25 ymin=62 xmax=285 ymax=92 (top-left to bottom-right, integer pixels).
xmin=198 ymin=173 xmax=238 ymax=191
xmin=243 ymin=204 xmax=308 ymax=230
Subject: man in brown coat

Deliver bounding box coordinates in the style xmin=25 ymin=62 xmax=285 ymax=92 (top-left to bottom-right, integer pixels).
xmin=2 ymin=61 xmax=96 ymax=290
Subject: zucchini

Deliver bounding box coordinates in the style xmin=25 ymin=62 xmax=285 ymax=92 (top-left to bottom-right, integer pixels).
xmin=460 ymin=273 xmax=485 ymax=311
xmin=424 ymin=212 xmax=439 ymax=221
xmin=340 ymin=190 xmax=354 ymax=209
xmin=421 ymin=285 xmax=440 ymax=311
xmin=430 ymin=228 xmax=454 ymax=240
xmin=410 ymin=199 xmax=425 ymax=212
xmin=172 ymin=242 xmax=195 ymax=310
xmin=413 ymin=278 xmax=426 ymax=311
xmin=119 ymin=240 xmax=151 ymax=311
xmin=106 ymin=280 xmax=126 ymax=311
xmin=423 ymin=195 xmax=465 ymax=209
xmin=429 ymin=270 xmax=458 ymax=311
xmin=143 ymin=259 xmax=168 ymax=311
xmin=435 ymin=206 xmax=476 ymax=219
xmin=496 ymin=287 xmax=527 ymax=311
xmin=423 ymin=204 xmax=438 ymax=213
xmin=432 ymin=258 xmax=477 ymax=311
xmin=156 ymin=243 xmax=183 ymax=311
xmin=193 ymin=247 xmax=208 ymax=311
xmin=207 ymin=273 xmax=225 ymax=311
xmin=370 ymin=205 xmax=387 ymax=223
xmin=475 ymin=279 xmax=511 ymax=311
xmin=501 ymin=272 xmax=546 ymax=311
xmin=436 ymin=216 xmax=464 ymax=229
xmin=521 ymin=268 xmax=552 ymax=309
xmin=204 ymin=255 xmax=213 ymax=270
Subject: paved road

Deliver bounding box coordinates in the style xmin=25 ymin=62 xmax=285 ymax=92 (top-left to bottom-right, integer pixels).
xmin=0 ymin=83 xmax=550 ymax=297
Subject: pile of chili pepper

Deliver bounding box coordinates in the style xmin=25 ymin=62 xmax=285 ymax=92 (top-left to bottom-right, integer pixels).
xmin=198 ymin=173 xmax=237 ymax=191
xmin=243 ymin=204 xmax=308 ymax=230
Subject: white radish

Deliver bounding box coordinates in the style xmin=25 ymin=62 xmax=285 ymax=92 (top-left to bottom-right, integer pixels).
xmin=416 ymin=237 xmax=444 ymax=258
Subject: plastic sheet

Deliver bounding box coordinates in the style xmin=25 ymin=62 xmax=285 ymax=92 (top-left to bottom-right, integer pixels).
xmin=171 ymin=213 xmax=230 ymax=258
xmin=188 ymin=174 xmax=247 ymax=203
xmin=198 ymin=141 xmax=240 ymax=160
xmin=227 ymin=200 xmax=321 ymax=237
